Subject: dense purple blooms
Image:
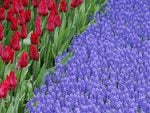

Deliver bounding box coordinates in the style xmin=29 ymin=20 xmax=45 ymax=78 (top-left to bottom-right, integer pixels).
xmin=26 ymin=0 xmax=150 ymax=113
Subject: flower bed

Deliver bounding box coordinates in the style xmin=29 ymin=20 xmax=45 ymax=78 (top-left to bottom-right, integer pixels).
xmin=26 ymin=0 xmax=150 ymax=112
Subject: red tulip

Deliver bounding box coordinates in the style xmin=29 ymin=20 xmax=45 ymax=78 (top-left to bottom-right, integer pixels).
xmin=52 ymin=5 xmax=58 ymax=14
xmin=37 ymin=1 xmax=48 ymax=16
xmin=1 ymin=46 xmax=14 ymax=64
xmin=48 ymin=0 xmax=54 ymax=10
xmin=24 ymin=10 xmax=31 ymax=22
xmin=30 ymin=32 xmax=39 ymax=45
xmin=35 ymin=16 xmax=42 ymax=36
xmin=70 ymin=0 xmax=83 ymax=9
xmin=6 ymin=71 xmax=17 ymax=89
xmin=55 ymin=15 xmax=61 ymax=27
xmin=29 ymin=45 xmax=39 ymax=61
xmin=20 ymin=24 xmax=28 ymax=39
xmin=22 ymin=0 xmax=29 ymax=7
xmin=50 ymin=10 xmax=56 ymax=16
xmin=3 ymin=0 xmax=10 ymax=9
xmin=47 ymin=15 xmax=55 ymax=32
xmin=10 ymin=32 xmax=20 ymax=51
xmin=10 ymin=17 xmax=18 ymax=31
xmin=0 ymin=7 xmax=5 ymax=21
xmin=7 ymin=8 xmax=15 ymax=21
xmin=32 ymin=0 xmax=39 ymax=8
xmin=0 ymin=80 xmax=9 ymax=98
xmin=17 ymin=52 xmax=28 ymax=68
xmin=60 ymin=0 xmax=67 ymax=12
xmin=49 ymin=0 xmax=58 ymax=14
xmin=18 ymin=11 xmax=26 ymax=25
xmin=13 ymin=0 xmax=24 ymax=13
xmin=0 ymin=23 xmax=4 ymax=41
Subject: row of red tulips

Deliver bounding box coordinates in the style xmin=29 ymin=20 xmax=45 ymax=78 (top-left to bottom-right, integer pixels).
xmin=0 ymin=0 xmax=83 ymax=99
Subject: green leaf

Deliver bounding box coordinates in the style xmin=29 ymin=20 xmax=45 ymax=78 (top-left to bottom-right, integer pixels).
xmin=34 ymin=64 xmax=47 ymax=87
xmin=59 ymin=39 xmax=70 ymax=54
xmin=6 ymin=101 xmax=14 ymax=113
xmin=60 ymin=51 xmax=74 ymax=65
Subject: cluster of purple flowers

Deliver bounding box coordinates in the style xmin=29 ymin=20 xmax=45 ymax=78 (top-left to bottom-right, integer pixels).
xmin=26 ymin=0 xmax=150 ymax=113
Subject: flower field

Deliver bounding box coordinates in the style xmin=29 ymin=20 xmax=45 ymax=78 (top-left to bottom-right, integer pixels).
xmin=0 ymin=0 xmax=150 ymax=113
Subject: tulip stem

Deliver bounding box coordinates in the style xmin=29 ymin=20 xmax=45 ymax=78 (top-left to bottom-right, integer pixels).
xmin=32 ymin=61 xmax=36 ymax=87
xmin=45 ymin=32 xmax=49 ymax=68
xmin=10 ymin=90 xmax=13 ymax=102
xmin=19 ymin=69 xmax=22 ymax=82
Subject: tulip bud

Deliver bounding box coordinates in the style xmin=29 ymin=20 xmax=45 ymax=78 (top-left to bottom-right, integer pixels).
xmin=0 ymin=7 xmax=5 ymax=21
xmin=10 ymin=32 xmax=20 ymax=51
xmin=17 ymin=52 xmax=28 ymax=68
xmin=22 ymin=0 xmax=29 ymax=7
xmin=70 ymin=0 xmax=83 ymax=9
xmin=47 ymin=15 xmax=55 ymax=32
xmin=6 ymin=71 xmax=17 ymax=89
xmin=32 ymin=0 xmax=39 ymax=8
xmin=55 ymin=15 xmax=61 ymax=27
xmin=13 ymin=0 xmax=24 ymax=13
xmin=30 ymin=32 xmax=39 ymax=45
xmin=7 ymin=8 xmax=15 ymax=21
xmin=0 ymin=80 xmax=9 ymax=98
xmin=2 ymin=46 xmax=14 ymax=64
xmin=29 ymin=45 xmax=39 ymax=61
xmin=10 ymin=17 xmax=18 ymax=31
xmin=60 ymin=0 xmax=67 ymax=12
xmin=49 ymin=0 xmax=58 ymax=14
xmin=35 ymin=16 xmax=42 ymax=36
xmin=37 ymin=1 xmax=48 ymax=16
xmin=3 ymin=0 xmax=10 ymax=9
xmin=24 ymin=10 xmax=31 ymax=22
xmin=20 ymin=24 xmax=28 ymax=39
xmin=18 ymin=11 xmax=26 ymax=25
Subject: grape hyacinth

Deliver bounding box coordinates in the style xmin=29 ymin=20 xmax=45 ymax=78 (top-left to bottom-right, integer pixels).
xmin=26 ymin=0 xmax=150 ymax=113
